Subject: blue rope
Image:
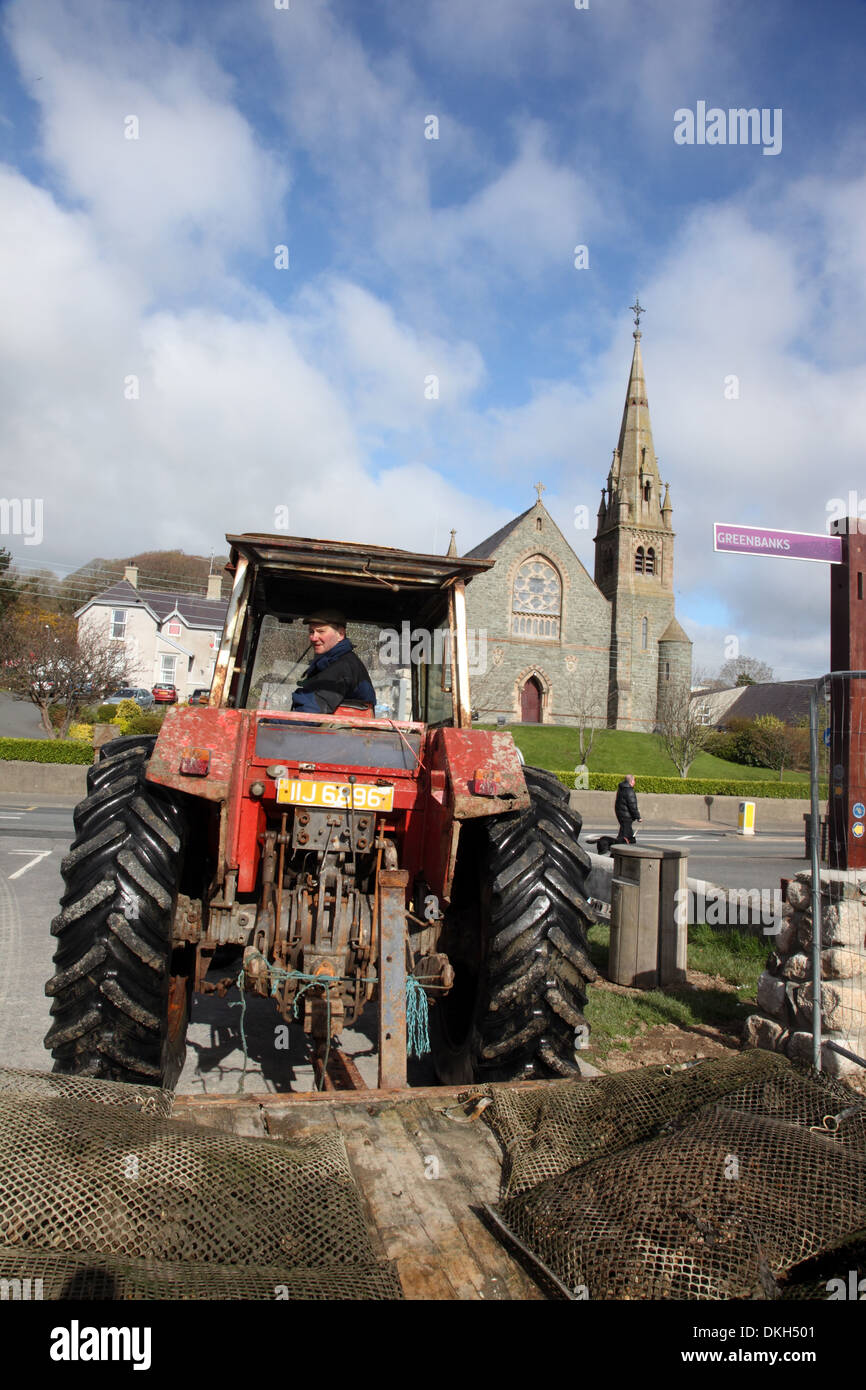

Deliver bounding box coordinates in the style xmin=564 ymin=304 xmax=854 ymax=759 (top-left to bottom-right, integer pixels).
xmin=406 ymin=974 xmax=431 ymax=1059
xmin=228 ymin=952 xmax=431 ymax=1090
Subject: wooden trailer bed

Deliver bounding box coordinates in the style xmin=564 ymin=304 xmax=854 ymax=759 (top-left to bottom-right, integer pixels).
xmin=172 ymin=1083 xmax=548 ymax=1300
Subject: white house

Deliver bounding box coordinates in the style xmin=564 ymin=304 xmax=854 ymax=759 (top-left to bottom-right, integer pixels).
xmin=76 ymin=565 xmax=228 ymax=699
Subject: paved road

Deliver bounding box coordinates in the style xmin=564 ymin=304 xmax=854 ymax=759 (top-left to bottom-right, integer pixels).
xmin=0 ymin=691 xmax=51 ymax=739
xmin=0 ymin=796 xmax=802 ymax=1095
xmin=580 ymin=824 xmax=806 ymax=894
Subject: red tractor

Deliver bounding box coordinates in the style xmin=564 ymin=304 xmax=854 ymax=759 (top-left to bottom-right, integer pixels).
xmin=45 ymin=533 xmax=597 ymax=1090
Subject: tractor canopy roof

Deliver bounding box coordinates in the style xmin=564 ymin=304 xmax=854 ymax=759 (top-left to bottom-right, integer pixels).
xmin=225 ymin=532 xmax=493 ymax=628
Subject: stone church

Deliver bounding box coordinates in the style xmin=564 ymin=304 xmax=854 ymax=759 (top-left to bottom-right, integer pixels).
xmin=463 ymin=317 xmax=692 ymax=731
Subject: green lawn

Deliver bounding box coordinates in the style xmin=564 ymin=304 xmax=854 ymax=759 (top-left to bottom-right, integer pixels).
xmin=480 ymin=724 xmax=807 ymax=783
xmin=581 ymin=920 xmax=768 ymax=1061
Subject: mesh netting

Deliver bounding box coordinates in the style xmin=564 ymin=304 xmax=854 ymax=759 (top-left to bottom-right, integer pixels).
xmin=478 ymin=1050 xmax=793 ymax=1198
xmin=778 ymin=1232 xmax=866 ymax=1301
xmin=0 ymin=1245 xmax=402 ymax=1300
xmin=0 ymin=1093 xmax=379 ymax=1269
xmin=0 ymin=1067 xmax=174 ymax=1117
xmin=495 ymin=1105 xmax=866 ymax=1300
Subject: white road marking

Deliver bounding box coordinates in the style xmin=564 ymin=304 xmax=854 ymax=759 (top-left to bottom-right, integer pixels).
xmin=8 ymin=850 xmax=52 ymax=879
xmin=0 ymin=814 xmax=23 ymax=820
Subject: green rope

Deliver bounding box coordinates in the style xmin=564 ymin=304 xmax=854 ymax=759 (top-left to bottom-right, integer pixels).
xmin=228 ymin=951 xmax=433 ymax=1086
xmin=406 ymin=975 xmax=431 ymax=1059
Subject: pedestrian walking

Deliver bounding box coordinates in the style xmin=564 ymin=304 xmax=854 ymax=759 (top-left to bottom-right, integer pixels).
xmin=614 ymin=774 xmax=641 ymax=844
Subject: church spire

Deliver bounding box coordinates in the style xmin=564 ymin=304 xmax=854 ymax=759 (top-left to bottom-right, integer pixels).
xmin=604 ymin=299 xmax=663 ymax=526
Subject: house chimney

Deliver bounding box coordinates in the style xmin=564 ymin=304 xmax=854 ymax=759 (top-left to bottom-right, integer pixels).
xmin=124 ymin=564 xmax=139 ymax=588
xmin=207 ymin=573 xmax=222 ymax=601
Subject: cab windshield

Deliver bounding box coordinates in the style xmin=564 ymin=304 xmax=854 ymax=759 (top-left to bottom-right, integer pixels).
xmin=244 ymin=615 xmax=454 ymax=724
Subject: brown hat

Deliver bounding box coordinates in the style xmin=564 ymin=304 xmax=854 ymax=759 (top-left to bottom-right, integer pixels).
xmin=304 ymin=609 xmax=347 ymax=627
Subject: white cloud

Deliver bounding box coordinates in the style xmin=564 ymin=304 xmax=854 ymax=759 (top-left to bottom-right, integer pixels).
xmin=5 ymin=0 xmax=288 ymax=291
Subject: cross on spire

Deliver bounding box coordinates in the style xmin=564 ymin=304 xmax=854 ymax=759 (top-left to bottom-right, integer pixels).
xmin=629 ymin=296 xmax=645 ymax=330
xmin=534 ymin=481 xmax=546 ymax=501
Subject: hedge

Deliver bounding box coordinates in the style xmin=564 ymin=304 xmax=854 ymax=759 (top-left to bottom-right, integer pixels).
xmin=553 ymin=770 xmax=825 ymax=799
xmin=0 ymin=738 xmax=93 ymax=765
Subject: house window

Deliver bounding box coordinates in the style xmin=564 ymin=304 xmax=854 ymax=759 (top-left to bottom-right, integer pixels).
xmin=111 ymin=610 xmax=126 ymax=640
xmin=635 ymin=547 xmax=645 ymax=573
xmin=512 ymin=556 xmax=561 ymax=639
xmin=167 ymin=620 xmax=181 ymax=637
xmin=645 ymin=547 xmax=655 ymax=575
xmin=641 ymin=617 xmax=648 ymax=649
xmin=160 ymin=655 xmax=177 ymax=684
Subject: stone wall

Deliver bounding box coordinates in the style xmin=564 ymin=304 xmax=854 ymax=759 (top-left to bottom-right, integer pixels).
xmin=466 ymin=503 xmax=612 ymax=726
xmin=743 ymin=870 xmax=866 ymax=1078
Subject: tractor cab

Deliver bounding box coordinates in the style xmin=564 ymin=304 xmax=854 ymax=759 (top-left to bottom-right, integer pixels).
xmin=211 ymin=532 xmax=493 ymax=729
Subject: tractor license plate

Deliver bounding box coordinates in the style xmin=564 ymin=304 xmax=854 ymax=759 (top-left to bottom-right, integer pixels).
xmin=276 ymin=778 xmax=395 ymax=812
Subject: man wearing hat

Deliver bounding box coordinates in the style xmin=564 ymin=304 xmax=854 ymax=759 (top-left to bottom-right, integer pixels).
xmin=291 ymin=610 xmax=377 ymax=714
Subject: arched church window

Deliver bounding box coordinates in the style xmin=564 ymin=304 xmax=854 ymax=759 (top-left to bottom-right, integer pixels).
xmin=645 ymin=547 xmax=655 ymax=575
xmin=512 ymin=556 xmax=561 ymax=638
xmin=641 ymin=617 xmax=648 ymax=649
xmin=634 ymin=546 xmax=645 ymax=573
xmin=536 ymin=516 xmax=542 ymax=531
xmin=644 ymin=481 xmax=651 ymax=502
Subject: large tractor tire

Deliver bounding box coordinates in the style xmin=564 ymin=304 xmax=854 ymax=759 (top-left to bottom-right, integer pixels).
xmin=44 ymin=735 xmax=191 ymax=1089
xmin=432 ymin=765 xmax=598 ymax=1085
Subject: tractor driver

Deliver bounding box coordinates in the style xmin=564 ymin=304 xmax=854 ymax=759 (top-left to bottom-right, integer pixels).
xmin=291 ymin=609 xmax=376 ymax=714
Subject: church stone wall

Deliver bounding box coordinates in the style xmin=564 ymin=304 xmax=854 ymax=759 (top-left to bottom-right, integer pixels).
xmin=465 ymin=506 xmax=612 ymax=726
xmin=614 ymin=589 xmax=683 ymax=731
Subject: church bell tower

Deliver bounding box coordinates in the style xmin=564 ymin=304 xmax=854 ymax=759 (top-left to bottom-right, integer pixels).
xmin=593 ymin=300 xmax=689 ymax=729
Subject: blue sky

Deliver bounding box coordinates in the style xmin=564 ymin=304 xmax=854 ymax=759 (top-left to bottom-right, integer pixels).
xmin=1 ymin=0 xmax=865 ymax=680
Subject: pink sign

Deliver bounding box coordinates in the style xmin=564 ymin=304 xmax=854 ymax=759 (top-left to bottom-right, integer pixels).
xmin=714 ymin=523 xmax=843 ymax=564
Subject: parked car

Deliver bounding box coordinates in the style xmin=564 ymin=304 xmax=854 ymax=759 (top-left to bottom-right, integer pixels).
xmin=189 ymin=688 xmax=211 ymax=706
xmin=104 ymin=687 xmax=155 ymax=709
xmin=151 ymin=683 xmax=178 ymax=704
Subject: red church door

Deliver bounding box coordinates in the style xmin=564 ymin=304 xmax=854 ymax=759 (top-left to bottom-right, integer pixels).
xmin=521 ymin=676 xmax=543 ymax=723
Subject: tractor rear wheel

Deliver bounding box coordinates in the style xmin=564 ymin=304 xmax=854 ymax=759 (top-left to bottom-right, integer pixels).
xmin=432 ymin=765 xmax=598 ymax=1085
xmin=44 ymin=735 xmax=191 ymax=1089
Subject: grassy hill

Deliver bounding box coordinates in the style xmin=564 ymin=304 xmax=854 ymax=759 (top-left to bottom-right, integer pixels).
xmin=479 ymin=724 xmax=808 ymax=784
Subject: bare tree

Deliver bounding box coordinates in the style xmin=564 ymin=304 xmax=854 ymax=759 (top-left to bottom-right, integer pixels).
xmin=0 ymin=606 xmax=130 ymax=737
xmin=691 ymin=665 xmax=726 ymax=692
xmin=718 ymin=655 xmax=774 ymax=688
xmin=656 ymin=685 xmax=714 ymax=777
xmin=468 ymin=662 xmax=515 ymax=723
xmin=561 ymin=663 xmax=607 ymax=761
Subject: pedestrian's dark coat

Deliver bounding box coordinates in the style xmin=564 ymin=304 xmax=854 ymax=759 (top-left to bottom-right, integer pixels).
xmin=615 ymin=778 xmax=639 ymax=823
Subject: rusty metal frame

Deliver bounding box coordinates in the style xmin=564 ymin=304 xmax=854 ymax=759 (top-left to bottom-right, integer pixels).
xmin=210 ymin=555 xmax=250 ymax=708
xmin=377 ymin=867 xmax=410 ymax=1089
xmin=449 ymin=579 xmax=472 ymax=730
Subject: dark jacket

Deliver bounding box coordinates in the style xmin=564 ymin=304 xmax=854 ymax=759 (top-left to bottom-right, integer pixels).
xmin=615 ymin=779 xmax=640 ymax=823
xmin=292 ymin=638 xmax=376 ymax=714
